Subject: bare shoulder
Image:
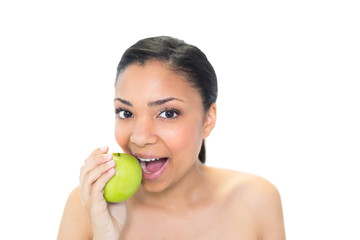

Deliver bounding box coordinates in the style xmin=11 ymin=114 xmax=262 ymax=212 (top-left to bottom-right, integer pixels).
xmin=229 ymin=171 xmax=281 ymax=206
xmin=207 ymin=167 xmax=286 ymax=240
xmin=57 ymin=186 xmax=92 ymax=240
xmin=207 ymin=167 xmax=280 ymax=200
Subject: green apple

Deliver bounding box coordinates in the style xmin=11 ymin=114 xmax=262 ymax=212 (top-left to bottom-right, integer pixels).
xmin=103 ymin=153 xmax=142 ymax=202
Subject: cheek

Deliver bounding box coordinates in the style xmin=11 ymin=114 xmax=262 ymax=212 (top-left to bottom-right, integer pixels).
xmin=159 ymin=120 xmax=204 ymax=156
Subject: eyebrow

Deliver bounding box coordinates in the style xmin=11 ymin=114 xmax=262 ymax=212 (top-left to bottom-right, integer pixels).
xmin=114 ymin=98 xmax=132 ymax=106
xmin=148 ymin=97 xmax=185 ymax=107
xmin=114 ymin=97 xmax=185 ymax=107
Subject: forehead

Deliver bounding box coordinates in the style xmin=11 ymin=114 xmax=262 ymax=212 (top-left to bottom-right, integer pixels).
xmin=115 ymin=61 xmax=200 ymax=101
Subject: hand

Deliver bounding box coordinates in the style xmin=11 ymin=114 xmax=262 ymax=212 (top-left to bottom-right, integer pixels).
xmin=79 ymin=146 xmax=127 ymax=240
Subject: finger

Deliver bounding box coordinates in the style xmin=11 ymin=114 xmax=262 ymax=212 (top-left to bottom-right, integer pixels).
xmin=80 ymin=153 xmax=113 ymax=185
xmin=79 ymin=152 xmax=113 ymax=206
xmin=85 ymin=146 xmax=109 ymax=164
xmin=85 ymin=159 xmax=116 ymax=188
xmin=90 ymin=168 xmax=116 ymax=214
xmin=80 ymin=159 xmax=116 ymax=205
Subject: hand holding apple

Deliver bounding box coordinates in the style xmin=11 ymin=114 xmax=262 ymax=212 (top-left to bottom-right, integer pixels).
xmin=79 ymin=147 xmax=127 ymax=239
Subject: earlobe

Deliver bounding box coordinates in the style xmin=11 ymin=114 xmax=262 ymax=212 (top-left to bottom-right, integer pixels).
xmin=203 ymin=103 xmax=217 ymax=139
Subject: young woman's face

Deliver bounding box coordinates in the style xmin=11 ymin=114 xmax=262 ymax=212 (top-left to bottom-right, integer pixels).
xmin=114 ymin=61 xmax=213 ymax=193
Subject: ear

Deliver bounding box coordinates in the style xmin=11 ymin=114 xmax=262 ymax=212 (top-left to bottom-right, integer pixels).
xmin=203 ymin=103 xmax=217 ymax=139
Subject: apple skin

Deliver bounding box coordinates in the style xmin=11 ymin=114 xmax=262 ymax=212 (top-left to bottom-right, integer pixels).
xmin=103 ymin=153 xmax=142 ymax=202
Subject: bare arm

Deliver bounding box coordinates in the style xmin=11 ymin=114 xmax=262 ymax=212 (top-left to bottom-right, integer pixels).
xmin=57 ymin=186 xmax=93 ymax=240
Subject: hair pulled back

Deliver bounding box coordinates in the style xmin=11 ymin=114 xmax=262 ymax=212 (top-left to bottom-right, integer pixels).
xmin=116 ymin=36 xmax=217 ymax=163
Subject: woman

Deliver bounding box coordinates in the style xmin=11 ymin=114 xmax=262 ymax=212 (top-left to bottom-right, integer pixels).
xmin=58 ymin=36 xmax=286 ymax=239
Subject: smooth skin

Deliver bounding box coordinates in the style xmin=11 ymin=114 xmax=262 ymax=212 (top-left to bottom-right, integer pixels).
xmin=58 ymin=61 xmax=286 ymax=240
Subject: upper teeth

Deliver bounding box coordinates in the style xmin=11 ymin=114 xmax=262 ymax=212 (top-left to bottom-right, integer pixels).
xmin=138 ymin=157 xmax=160 ymax=162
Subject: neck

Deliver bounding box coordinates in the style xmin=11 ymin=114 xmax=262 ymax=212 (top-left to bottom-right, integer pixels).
xmin=133 ymin=160 xmax=209 ymax=209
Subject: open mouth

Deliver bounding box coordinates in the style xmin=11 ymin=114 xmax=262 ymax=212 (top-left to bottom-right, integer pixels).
xmin=135 ymin=156 xmax=169 ymax=180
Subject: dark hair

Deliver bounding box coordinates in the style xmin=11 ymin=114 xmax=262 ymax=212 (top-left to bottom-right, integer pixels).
xmin=116 ymin=36 xmax=217 ymax=163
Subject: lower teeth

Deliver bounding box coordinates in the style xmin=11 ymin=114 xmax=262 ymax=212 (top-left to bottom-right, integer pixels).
xmin=140 ymin=161 xmax=151 ymax=174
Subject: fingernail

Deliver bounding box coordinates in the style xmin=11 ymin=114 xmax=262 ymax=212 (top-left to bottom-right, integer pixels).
xmin=105 ymin=154 xmax=113 ymax=160
xmin=100 ymin=146 xmax=108 ymax=151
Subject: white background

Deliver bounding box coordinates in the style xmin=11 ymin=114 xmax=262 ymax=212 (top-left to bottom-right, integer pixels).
xmin=0 ymin=0 xmax=359 ymax=239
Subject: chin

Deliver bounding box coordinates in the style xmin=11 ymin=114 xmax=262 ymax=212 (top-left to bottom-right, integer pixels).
xmin=140 ymin=178 xmax=171 ymax=194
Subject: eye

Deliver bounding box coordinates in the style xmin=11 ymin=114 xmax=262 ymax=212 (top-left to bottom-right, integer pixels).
xmin=158 ymin=109 xmax=180 ymax=119
xmin=115 ymin=108 xmax=133 ymax=119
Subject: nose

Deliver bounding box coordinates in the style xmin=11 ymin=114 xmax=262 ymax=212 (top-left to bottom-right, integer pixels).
xmin=130 ymin=117 xmax=158 ymax=148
